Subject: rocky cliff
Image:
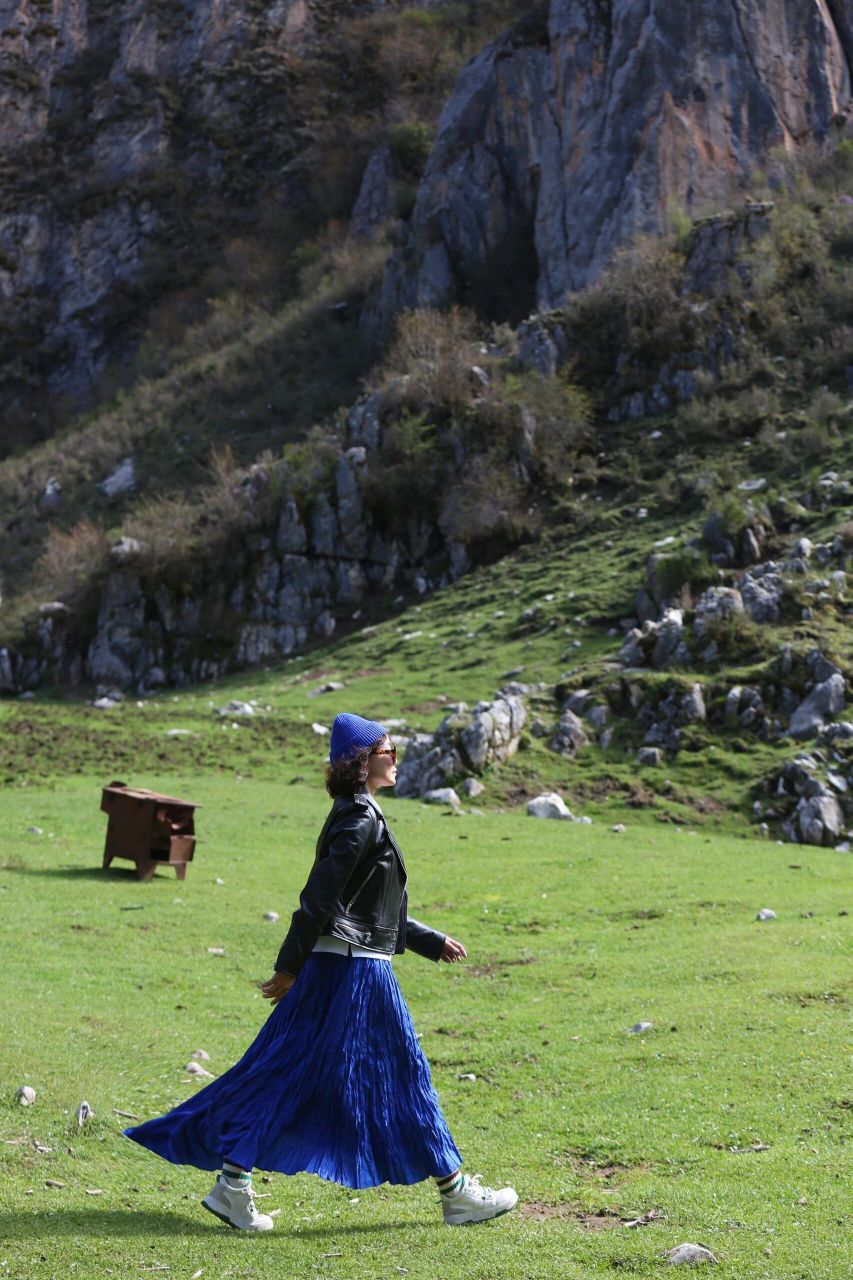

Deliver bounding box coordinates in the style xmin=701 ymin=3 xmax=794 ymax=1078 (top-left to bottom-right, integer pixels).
xmin=383 ymin=0 xmax=853 ymax=320
xmin=0 ymin=0 xmax=401 ymax=441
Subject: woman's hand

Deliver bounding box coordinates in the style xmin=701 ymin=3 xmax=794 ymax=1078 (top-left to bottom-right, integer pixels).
xmin=440 ymin=936 xmax=467 ymax=964
xmin=259 ymin=971 xmax=296 ymax=1004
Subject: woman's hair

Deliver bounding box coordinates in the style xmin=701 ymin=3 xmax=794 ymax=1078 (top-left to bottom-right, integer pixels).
xmin=325 ymin=736 xmax=385 ymax=798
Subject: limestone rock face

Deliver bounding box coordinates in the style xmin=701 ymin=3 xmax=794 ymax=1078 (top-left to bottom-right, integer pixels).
xmin=384 ymin=0 xmax=853 ymax=317
xmin=0 ymin=0 xmax=317 ymax=417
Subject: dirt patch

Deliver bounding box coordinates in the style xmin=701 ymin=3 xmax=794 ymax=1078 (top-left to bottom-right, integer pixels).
xmin=626 ymin=785 xmax=658 ymax=808
xmin=685 ymin=793 xmax=728 ymax=815
xmin=519 ymin=1203 xmax=623 ymax=1230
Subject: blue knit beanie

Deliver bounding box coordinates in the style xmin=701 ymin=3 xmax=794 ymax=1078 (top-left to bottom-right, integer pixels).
xmin=329 ymin=712 xmax=387 ymax=763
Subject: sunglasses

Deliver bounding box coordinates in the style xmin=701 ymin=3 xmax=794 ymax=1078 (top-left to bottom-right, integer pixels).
xmin=371 ymin=745 xmax=397 ymax=762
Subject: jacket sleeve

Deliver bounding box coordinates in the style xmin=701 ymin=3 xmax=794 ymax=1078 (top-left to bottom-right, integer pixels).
xmin=404 ymin=914 xmax=446 ymax=962
xmin=275 ymin=807 xmax=376 ymax=977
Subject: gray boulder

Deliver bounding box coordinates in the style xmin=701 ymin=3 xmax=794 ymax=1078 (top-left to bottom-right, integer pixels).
xmin=740 ymin=569 xmax=785 ymax=623
xmin=527 ymin=793 xmax=574 ymax=821
xmin=797 ymin=791 xmax=846 ymax=847
xmin=788 ymin=673 xmax=846 ymax=740
xmin=693 ymin=587 xmax=744 ymax=637
xmin=423 ymin=788 xmax=462 ymax=810
xmin=550 ymin=709 xmax=589 ymax=756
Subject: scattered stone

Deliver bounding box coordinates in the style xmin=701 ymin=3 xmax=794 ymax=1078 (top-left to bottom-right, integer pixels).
xmin=423 ymin=787 xmax=462 ymax=810
xmin=93 ymin=696 xmax=121 ymax=710
xmin=75 ymin=1101 xmax=93 ymax=1127
xmin=44 ymin=1179 xmax=66 ymax=1189
xmin=311 ymin=722 xmax=329 ymax=735
xmin=740 ymin=568 xmax=785 ymax=623
xmin=637 ymin=747 xmax=663 ymax=767
xmin=307 ymin=681 xmax=345 ymax=698
xmin=27 ymin=826 xmax=43 ymax=836
xmin=737 ymin=478 xmax=766 ymax=492
xmin=527 ymin=793 xmax=574 ymax=821
xmin=665 ymin=1243 xmax=718 ymax=1265
xmin=16 ymin=1085 xmax=36 ymax=1106
xmin=693 ymin=587 xmax=744 ymax=637
xmin=164 ymin=728 xmax=196 ymax=738
xmin=460 ymin=777 xmax=485 ymax=799
xmin=756 ymin=908 xmax=776 ymax=921
xmin=110 ymin=536 xmax=143 ymax=563
xmin=550 ymin=709 xmax=589 ymax=756
xmin=100 ymin=456 xmax=136 ymax=497
xmin=612 ymin=823 xmax=625 ymax=833
xmin=207 ymin=946 xmax=225 ymax=956
xmin=457 ymin=1073 xmax=476 ymax=1081
xmin=215 ymin=700 xmax=255 ymax=717
xmin=38 ymin=477 xmax=62 ymax=512
xmin=263 ymin=911 xmax=280 ymax=923
xmin=185 ymin=1061 xmax=214 ymax=1078
xmin=628 ymin=1022 xmax=654 ymax=1034
xmin=190 ymin=1050 xmax=210 ymax=1061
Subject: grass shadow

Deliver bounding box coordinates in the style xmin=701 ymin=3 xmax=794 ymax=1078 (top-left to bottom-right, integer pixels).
xmin=0 ymin=1209 xmax=416 ymax=1240
xmin=2 ymin=865 xmax=169 ymax=881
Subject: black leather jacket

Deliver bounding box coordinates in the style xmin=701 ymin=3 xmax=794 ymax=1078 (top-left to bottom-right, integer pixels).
xmin=274 ymin=793 xmax=446 ymax=976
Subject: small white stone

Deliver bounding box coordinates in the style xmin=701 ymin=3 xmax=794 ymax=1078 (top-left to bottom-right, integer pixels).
xmin=17 ymin=1085 xmax=36 ymax=1106
xmin=628 ymin=1021 xmax=654 ymax=1034
xmin=190 ymin=1049 xmax=210 ymax=1061
xmin=185 ymin=1061 xmax=214 ymax=1078
xmin=665 ymin=1242 xmax=718 ymax=1265
xmin=311 ymin=722 xmax=329 ymax=735
xmin=612 ymin=823 xmax=625 ymax=833
xmin=207 ymin=946 xmax=225 ymax=956
xmin=263 ymin=911 xmax=280 ymax=923
xmin=457 ymin=1073 xmax=476 ymax=1081
xmin=75 ymin=1101 xmax=93 ymax=1127
xmin=756 ymin=908 xmax=776 ymax=921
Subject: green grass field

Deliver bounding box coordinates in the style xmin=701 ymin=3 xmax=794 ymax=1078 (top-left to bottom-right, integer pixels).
xmin=1 ymin=772 xmax=850 ymax=1280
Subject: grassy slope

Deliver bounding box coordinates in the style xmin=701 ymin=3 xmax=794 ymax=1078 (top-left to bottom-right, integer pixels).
xmin=0 ymin=777 xmax=850 ymax=1280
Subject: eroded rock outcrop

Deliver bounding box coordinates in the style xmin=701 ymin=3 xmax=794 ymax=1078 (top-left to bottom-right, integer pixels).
xmin=394 ymin=691 xmax=527 ymax=798
xmin=383 ymin=0 xmax=853 ymax=317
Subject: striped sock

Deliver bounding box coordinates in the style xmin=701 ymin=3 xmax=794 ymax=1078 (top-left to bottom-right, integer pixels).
xmin=436 ymin=1169 xmax=466 ymax=1197
xmin=220 ymin=1159 xmax=252 ymax=1189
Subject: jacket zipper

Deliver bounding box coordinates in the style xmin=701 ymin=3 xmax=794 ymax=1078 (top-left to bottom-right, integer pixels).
xmin=346 ymin=864 xmax=378 ymax=912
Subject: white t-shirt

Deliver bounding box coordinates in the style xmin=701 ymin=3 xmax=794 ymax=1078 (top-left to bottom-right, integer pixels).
xmin=313 ymin=788 xmax=391 ymax=960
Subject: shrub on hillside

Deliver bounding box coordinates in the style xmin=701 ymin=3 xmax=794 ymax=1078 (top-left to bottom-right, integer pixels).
xmin=379 ymin=307 xmax=483 ymax=415
xmin=35 ymin=521 xmax=109 ymax=601
xmin=360 ymin=412 xmax=445 ymax=524
xmin=565 ymin=236 xmax=700 ymax=380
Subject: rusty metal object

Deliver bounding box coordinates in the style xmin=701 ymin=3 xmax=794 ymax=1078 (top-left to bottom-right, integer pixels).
xmin=100 ymin=781 xmax=200 ymax=881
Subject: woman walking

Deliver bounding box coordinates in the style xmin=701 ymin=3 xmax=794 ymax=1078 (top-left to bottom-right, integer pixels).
xmin=124 ymin=711 xmax=518 ymax=1230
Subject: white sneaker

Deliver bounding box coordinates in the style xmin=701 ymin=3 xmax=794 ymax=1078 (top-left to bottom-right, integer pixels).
xmin=202 ymin=1176 xmax=275 ymax=1231
xmin=441 ymin=1172 xmax=518 ymax=1226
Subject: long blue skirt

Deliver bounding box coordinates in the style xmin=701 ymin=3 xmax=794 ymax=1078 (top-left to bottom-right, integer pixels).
xmin=123 ymin=953 xmax=462 ymax=1189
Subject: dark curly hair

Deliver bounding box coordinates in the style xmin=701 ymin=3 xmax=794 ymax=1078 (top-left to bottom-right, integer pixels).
xmin=325 ymin=735 xmax=386 ymax=798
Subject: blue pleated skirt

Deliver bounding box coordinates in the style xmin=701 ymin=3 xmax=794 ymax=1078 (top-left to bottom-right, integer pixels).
xmin=123 ymin=953 xmax=462 ymax=1189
